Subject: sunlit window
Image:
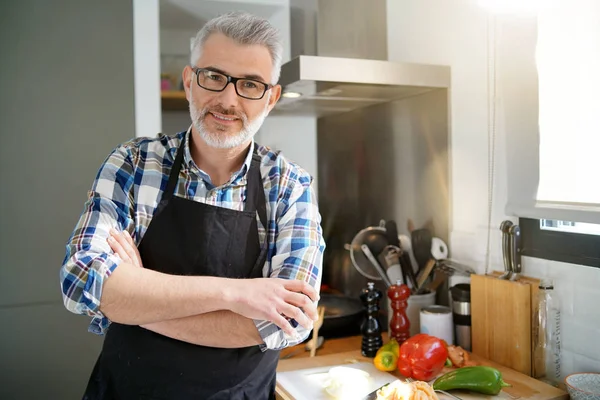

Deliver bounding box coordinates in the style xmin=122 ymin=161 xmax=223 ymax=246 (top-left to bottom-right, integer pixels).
xmin=536 ymin=0 xmax=600 ymax=234
xmin=536 ymin=0 xmax=600 ymax=206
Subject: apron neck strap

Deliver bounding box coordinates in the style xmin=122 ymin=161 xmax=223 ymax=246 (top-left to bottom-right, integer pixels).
xmin=165 ymin=134 xmax=268 ymax=229
xmin=163 ymin=135 xmax=187 ymax=201
xmin=245 ymin=150 xmax=268 ymax=230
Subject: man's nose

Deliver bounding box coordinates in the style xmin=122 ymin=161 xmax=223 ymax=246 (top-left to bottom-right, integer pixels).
xmin=217 ymin=81 xmax=240 ymax=109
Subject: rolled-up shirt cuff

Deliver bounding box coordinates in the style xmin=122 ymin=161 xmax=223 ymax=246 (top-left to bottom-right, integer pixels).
xmin=253 ymin=319 xmax=311 ymax=351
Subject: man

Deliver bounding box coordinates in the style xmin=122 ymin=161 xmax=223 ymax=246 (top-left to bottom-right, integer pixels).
xmin=60 ymin=11 xmax=324 ymax=400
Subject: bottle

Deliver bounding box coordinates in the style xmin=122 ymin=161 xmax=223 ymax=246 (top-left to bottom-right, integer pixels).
xmin=360 ymin=282 xmax=383 ymax=357
xmin=388 ymin=280 xmax=411 ymax=345
xmin=533 ymin=279 xmax=561 ymax=386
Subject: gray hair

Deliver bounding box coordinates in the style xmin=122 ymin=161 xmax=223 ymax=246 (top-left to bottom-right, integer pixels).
xmin=190 ymin=12 xmax=283 ymax=85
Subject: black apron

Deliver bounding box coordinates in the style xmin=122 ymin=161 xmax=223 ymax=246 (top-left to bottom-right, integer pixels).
xmin=83 ymin=135 xmax=279 ymax=400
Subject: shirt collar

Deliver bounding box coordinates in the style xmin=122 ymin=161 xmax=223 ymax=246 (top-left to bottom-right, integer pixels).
xmin=183 ymin=126 xmax=255 ymax=188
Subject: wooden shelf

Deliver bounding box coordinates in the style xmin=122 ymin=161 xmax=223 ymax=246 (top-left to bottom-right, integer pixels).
xmin=161 ymin=91 xmax=188 ymax=111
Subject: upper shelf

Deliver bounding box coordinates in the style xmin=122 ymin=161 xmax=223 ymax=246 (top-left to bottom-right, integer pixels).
xmin=161 ymin=91 xmax=188 ymax=111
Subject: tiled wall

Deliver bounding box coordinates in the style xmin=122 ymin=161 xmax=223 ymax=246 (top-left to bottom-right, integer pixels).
xmin=523 ymin=257 xmax=600 ymax=378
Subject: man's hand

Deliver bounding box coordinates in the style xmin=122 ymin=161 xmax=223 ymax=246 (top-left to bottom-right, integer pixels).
xmin=225 ymin=278 xmax=319 ymax=337
xmin=108 ymin=228 xmax=143 ymax=268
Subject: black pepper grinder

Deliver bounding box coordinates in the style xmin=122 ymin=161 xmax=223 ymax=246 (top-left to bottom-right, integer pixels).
xmin=360 ymin=281 xmax=383 ymax=357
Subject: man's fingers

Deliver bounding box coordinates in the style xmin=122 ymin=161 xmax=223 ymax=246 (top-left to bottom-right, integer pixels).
xmin=108 ymin=235 xmax=130 ymax=264
xmin=118 ymin=233 xmax=140 ymax=268
xmin=269 ymin=311 xmax=296 ymax=336
xmin=285 ymin=292 xmax=318 ymax=321
xmin=124 ymin=230 xmax=135 ymax=246
xmin=283 ymin=280 xmax=319 ymax=302
xmin=278 ymin=302 xmax=313 ymax=332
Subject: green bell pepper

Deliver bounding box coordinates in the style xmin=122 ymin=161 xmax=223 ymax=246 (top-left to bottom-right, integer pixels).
xmin=432 ymin=366 xmax=511 ymax=396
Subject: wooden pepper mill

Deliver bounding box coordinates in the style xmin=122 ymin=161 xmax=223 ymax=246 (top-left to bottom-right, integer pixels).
xmin=360 ymin=282 xmax=383 ymax=357
xmin=388 ymin=279 xmax=411 ymax=345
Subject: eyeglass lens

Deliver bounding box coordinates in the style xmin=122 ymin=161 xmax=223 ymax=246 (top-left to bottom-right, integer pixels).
xmin=197 ymin=70 xmax=266 ymax=99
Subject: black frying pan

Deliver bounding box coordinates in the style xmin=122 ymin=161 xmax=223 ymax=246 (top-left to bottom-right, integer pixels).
xmin=318 ymin=293 xmax=364 ymax=338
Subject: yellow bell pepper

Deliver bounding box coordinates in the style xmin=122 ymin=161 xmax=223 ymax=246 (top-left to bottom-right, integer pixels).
xmin=373 ymin=338 xmax=400 ymax=372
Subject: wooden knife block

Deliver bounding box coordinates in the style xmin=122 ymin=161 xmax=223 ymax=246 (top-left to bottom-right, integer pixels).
xmin=471 ymin=272 xmax=541 ymax=376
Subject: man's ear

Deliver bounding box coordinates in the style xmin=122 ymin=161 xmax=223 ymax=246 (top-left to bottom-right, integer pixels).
xmin=267 ymin=84 xmax=282 ymax=112
xmin=182 ymin=66 xmax=194 ymax=101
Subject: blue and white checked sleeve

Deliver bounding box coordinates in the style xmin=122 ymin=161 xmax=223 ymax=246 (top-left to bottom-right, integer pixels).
xmin=59 ymin=146 xmax=135 ymax=334
xmin=254 ymin=174 xmax=325 ymax=351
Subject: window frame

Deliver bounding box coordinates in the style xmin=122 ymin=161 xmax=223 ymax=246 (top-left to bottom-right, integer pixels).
xmin=519 ymin=217 xmax=600 ymax=268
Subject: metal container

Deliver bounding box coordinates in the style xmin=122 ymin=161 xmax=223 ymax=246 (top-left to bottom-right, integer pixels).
xmin=450 ymin=283 xmax=471 ymax=350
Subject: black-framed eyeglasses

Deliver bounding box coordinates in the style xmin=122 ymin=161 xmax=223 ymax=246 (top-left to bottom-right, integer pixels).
xmin=192 ymin=67 xmax=272 ymax=100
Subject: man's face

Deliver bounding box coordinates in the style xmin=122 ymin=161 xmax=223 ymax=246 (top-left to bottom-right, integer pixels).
xmin=183 ymin=33 xmax=281 ymax=149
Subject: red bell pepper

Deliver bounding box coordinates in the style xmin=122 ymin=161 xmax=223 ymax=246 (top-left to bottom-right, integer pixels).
xmin=397 ymin=333 xmax=449 ymax=381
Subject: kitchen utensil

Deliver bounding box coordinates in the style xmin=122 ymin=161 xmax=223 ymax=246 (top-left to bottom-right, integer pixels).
xmin=471 ymin=273 xmax=541 ymax=376
xmin=499 ymin=220 xmax=514 ymax=280
xmin=400 ymin=252 xmax=419 ymax=290
xmin=424 ymin=268 xmax=451 ymax=292
xmin=318 ymin=294 xmax=364 ymax=338
xmin=509 ymin=224 xmax=522 ymax=281
xmin=411 ymin=228 xmax=433 ymax=274
xmin=361 ymin=244 xmax=392 ymax=287
xmin=281 ymin=336 xmax=325 ymax=360
xmin=384 ymin=221 xmax=405 ymax=283
xmin=436 ymin=259 xmax=475 ymax=276
xmin=310 ymin=306 xmax=326 ymax=357
xmin=399 ymin=234 xmax=412 ymax=252
xmin=416 ymin=258 xmax=436 ymax=292
xmin=564 ymin=372 xmax=600 ymax=400
xmin=364 ymin=231 xmax=389 ymax=257
xmin=383 ymin=246 xmax=404 ymax=285
xmin=347 ymin=225 xmax=390 ymax=281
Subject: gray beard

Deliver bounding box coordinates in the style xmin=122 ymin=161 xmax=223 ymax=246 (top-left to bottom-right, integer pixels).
xmin=189 ymin=93 xmax=270 ymax=149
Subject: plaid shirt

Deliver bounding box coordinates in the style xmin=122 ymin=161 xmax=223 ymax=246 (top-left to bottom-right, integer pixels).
xmin=60 ymin=130 xmax=325 ymax=350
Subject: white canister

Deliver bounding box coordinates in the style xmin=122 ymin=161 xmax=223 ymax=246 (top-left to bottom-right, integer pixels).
xmin=420 ymin=305 xmax=454 ymax=345
xmin=387 ymin=289 xmax=436 ymax=337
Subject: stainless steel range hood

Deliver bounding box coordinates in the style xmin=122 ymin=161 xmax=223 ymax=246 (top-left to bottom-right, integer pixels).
xmin=272 ymin=0 xmax=450 ymax=117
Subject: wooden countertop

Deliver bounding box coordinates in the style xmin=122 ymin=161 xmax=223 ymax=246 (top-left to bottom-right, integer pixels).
xmin=276 ymin=334 xmax=568 ymax=400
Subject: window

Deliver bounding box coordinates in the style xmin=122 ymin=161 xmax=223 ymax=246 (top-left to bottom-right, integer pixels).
xmin=494 ymin=0 xmax=600 ymax=266
xmin=540 ymin=220 xmax=600 ymax=236
xmin=536 ymin=0 xmax=600 ymax=209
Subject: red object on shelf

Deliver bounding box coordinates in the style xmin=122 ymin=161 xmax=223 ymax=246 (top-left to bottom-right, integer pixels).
xmin=388 ymin=281 xmax=410 ymax=345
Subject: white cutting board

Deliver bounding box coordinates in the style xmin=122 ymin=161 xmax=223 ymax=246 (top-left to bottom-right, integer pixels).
xmin=277 ymin=362 xmax=397 ymax=400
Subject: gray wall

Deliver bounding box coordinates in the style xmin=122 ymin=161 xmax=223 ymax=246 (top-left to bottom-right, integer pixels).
xmin=0 ymin=1 xmax=135 ymax=398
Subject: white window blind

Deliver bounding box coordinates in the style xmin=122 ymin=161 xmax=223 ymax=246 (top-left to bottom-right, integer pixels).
xmin=536 ymin=0 xmax=600 ymax=206
xmin=502 ymin=0 xmax=600 ymax=224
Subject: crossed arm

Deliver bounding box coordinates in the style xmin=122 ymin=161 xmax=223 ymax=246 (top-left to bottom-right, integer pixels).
xmin=103 ymin=228 xmax=320 ymax=348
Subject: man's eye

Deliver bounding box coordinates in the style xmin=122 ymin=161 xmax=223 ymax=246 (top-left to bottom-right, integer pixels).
xmin=242 ymin=81 xmax=258 ymax=89
xmin=207 ymin=73 xmax=224 ymax=82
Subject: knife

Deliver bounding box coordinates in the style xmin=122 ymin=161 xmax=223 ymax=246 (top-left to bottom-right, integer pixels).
xmin=508 ymin=224 xmax=522 ymax=281
xmin=499 ymin=220 xmax=513 ymax=279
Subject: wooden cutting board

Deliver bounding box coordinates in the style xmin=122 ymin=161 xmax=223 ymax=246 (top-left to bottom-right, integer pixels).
xmin=471 ymin=273 xmax=541 ymax=376
xmin=276 ymin=350 xmax=567 ymax=400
